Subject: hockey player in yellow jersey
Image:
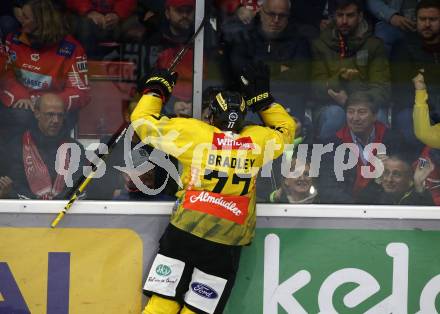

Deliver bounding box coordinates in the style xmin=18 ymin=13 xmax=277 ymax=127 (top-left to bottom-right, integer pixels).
xmin=131 ymin=62 xmax=295 ymax=314
xmin=413 ymin=71 xmax=440 ymax=149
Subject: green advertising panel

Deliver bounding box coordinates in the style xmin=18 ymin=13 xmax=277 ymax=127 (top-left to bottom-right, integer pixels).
xmin=225 ymin=229 xmax=440 ymax=314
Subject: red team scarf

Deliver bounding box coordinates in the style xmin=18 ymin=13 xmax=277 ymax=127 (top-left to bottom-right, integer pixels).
xmin=22 ymin=131 xmax=69 ymax=199
xmin=336 ymin=122 xmax=387 ymax=195
xmin=338 ymin=32 xmax=347 ymax=59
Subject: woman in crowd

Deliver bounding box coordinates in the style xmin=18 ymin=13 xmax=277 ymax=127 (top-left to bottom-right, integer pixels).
xmin=0 ymin=0 xmax=89 ymax=134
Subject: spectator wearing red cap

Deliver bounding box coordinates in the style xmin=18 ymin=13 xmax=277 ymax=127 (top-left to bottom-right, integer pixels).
xmin=165 ymin=0 xmax=196 ymax=40
xmin=66 ymin=0 xmax=141 ymax=58
xmin=166 ymin=0 xmax=196 ymax=8
xmin=138 ymin=0 xmax=195 ymax=79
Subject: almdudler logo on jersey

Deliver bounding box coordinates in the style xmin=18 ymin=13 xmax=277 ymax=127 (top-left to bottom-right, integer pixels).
xmin=191 ymin=282 xmax=218 ymax=299
xmin=183 ymin=190 xmax=249 ymax=225
xmin=189 ymin=191 xmax=242 ymax=217
xmin=156 ymin=264 xmax=172 ymax=276
xmin=212 ymin=133 xmax=255 ymax=150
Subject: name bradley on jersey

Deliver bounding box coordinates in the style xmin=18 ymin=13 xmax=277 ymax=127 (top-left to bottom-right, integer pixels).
xmin=207 ymin=154 xmax=256 ymax=170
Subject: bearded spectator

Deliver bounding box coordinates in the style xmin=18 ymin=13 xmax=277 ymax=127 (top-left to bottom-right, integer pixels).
xmin=311 ymin=0 xmax=390 ymax=141
xmin=392 ymin=0 xmax=440 ymax=150
xmin=138 ymin=0 xmax=195 ymax=79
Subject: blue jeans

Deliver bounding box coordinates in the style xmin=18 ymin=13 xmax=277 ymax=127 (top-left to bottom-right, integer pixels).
xmin=374 ymin=21 xmax=404 ymax=57
xmin=316 ymin=104 xmax=346 ymax=141
xmin=394 ymin=107 xmax=424 ymax=152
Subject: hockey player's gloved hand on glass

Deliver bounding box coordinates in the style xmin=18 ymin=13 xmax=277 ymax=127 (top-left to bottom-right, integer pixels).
xmin=141 ymin=69 xmax=178 ymax=103
xmin=239 ymin=61 xmax=274 ymax=112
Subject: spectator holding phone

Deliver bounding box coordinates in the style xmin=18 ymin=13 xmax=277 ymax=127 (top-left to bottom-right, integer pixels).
xmin=357 ymin=154 xmax=434 ymax=205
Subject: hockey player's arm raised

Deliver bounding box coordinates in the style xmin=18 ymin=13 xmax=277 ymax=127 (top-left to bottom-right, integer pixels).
xmin=413 ymin=72 xmax=440 ymax=149
xmin=131 ymin=68 xmax=177 ymax=120
xmin=240 ymin=62 xmax=296 ymax=155
xmin=130 ymin=69 xmax=197 ymax=157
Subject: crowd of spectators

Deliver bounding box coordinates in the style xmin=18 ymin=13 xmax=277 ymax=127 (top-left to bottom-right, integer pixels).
xmin=0 ymin=0 xmax=439 ymax=207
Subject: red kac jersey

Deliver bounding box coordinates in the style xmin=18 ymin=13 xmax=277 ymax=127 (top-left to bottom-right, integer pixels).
xmin=1 ymin=33 xmax=90 ymax=110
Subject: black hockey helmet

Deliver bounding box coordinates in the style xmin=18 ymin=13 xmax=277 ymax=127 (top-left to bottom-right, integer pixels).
xmin=205 ymin=89 xmax=247 ymax=132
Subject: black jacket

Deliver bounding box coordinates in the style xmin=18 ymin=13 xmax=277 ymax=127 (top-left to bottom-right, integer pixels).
xmin=4 ymin=123 xmax=84 ymax=199
xmin=223 ymin=15 xmax=311 ymax=118
xmin=391 ymin=34 xmax=440 ymax=117
xmin=357 ymin=181 xmax=434 ymax=205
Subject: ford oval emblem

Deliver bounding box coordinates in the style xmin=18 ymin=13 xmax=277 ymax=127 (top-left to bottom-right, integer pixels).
xmin=191 ymin=282 xmax=218 ymax=299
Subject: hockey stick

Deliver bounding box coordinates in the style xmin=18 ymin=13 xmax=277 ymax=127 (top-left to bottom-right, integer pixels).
xmin=50 ymin=18 xmax=206 ymax=228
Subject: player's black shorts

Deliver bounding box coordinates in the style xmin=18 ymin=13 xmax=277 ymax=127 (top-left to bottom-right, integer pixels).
xmin=143 ymin=223 xmax=242 ymax=314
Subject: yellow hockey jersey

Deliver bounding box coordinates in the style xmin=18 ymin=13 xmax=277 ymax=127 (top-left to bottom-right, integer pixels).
xmin=413 ymin=89 xmax=440 ymax=149
xmin=131 ymin=94 xmax=295 ymax=245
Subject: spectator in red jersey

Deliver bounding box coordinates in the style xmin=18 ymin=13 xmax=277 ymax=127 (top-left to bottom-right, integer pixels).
xmin=66 ymin=0 xmax=139 ymax=58
xmin=0 ymin=0 xmax=89 ymax=135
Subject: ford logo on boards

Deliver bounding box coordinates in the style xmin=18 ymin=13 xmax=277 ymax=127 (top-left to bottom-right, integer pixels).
xmin=190 ymin=282 xmax=218 ymax=299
